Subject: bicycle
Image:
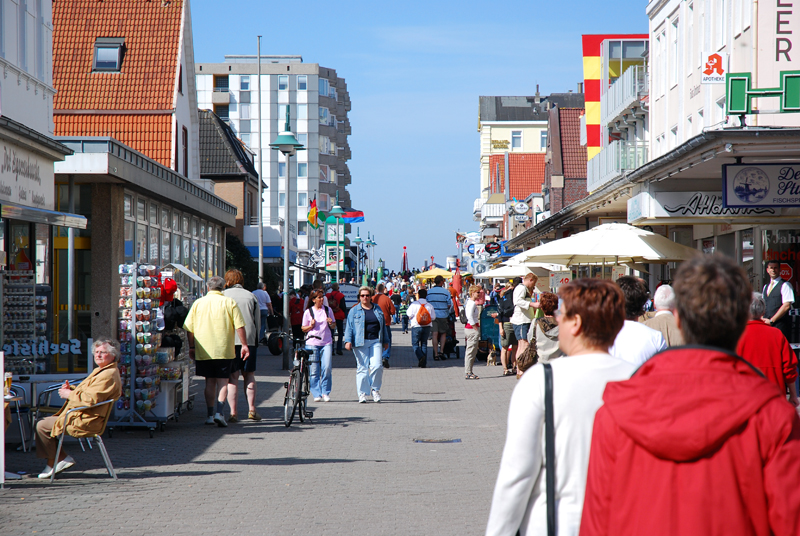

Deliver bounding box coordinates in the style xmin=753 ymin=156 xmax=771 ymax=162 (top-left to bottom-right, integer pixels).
xmin=283 ymin=333 xmax=319 ymax=427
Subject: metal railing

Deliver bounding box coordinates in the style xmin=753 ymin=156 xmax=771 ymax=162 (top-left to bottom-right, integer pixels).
xmin=587 ymin=140 xmax=649 ymax=192
xmin=601 ymin=65 xmax=648 ymax=127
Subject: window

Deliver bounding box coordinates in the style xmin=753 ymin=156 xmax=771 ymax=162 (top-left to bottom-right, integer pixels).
xmin=213 ymin=75 xmax=229 ymax=91
xmin=298 ymin=192 xmax=307 ymax=207
xmin=670 ymin=19 xmax=679 ymax=87
xmin=511 ymin=131 xmax=522 ymax=149
xmin=715 ymin=97 xmax=726 ymax=125
xmin=137 ymin=199 xmax=146 ymax=221
xmin=182 ymin=127 xmax=188 ymax=178
xmin=278 ymin=75 xmax=288 ymax=91
xmin=686 ymin=115 xmax=693 ymax=138
xmin=330 ymin=170 xmax=337 ymax=184
xmin=742 ymin=0 xmax=751 ymax=29
xmin=239 ymin=120 xmax=251 ymax=133
xmin=278 ymin=162 xmax=286 ymax=177
xmin=297 ymin=163 xmax=308 ymax=178
xmin=297 ymin=75 xmax=307 ymax=90
xmin=172 ymin=212 xmax=180 ymax=232
xmin=240 ymin=75 xmax=250 ymax=90
xmin=715 ymin=0 xmax=727 ymax=50
xmin=319 ymin=78 xmax=330 ymax=96
xmin=297 ymin=104 xmax=307 ymax=120
xmin=279 ymin=193 xmax=286 ymax=207
xmin=319 ymin=135 xmax=331 ymax=154
xmin=320 ymin=164 xmax=329 ymax=182
xmin=670 ymin=126 xmax=678 ymax=149
xmin=319 ymin=107 xmax=329 ymax=125
xmin=318 ymin=193 xmax=330 ymax=211
xmin=699 ymin=4 xmax=705 ymax=68
xmin=240 ymin=103 xmax=250 ymax=119
xmin=298 ymin=221 xmax=308 ymax=236
xmin=178 ymin=64 xmax=183 ymax=94
xmin=540 ymin=131 xmax=547 ymax=149
xmin=93 ymin=38 xmax=125 ymax=72
xmin=124 ymin=221 xmax=134 ymax=263
xmin=124 ymin=194 xmax=133 ymax=218
xmin=215 ymin=104 xmax=229 ymax=120
xmin=182 ymin=215 xmax=189 ymax=234
xmin=161 ymin=209 xmax=170 ymax=229
xmin=330 ymin=114 xmax=336 ymax=128
xmin=241 ymin=134 xmax=251 ymax=146
xmin=149 ymin=204 xmax=158 ymax=226
xmin=688 ymin=4 xmax=694 ymax=74
xmin=162 ymin=231 xmax=170 ymax=263
xmin=278 ymin=104 xmax=288 ymax=122
xmin=297 ymin=133 xmax=308 ymax=147
xmin=697 ymin=108 xmax=704 ymax=134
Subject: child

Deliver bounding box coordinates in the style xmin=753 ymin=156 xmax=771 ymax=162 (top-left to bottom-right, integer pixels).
xmin=399 ymin=298 xmax=410 ymax=334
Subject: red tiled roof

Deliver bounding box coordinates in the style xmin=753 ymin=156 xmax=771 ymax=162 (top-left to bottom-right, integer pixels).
xmin=487 ymin=153 xmax=546 ymax=198
xmin=53 ymin=0 xmax=183 ymax=110
xmin=55 ymin=115 xmax=173 ymax=167
xmin=559 ymin=108 xmax=587 ymax=178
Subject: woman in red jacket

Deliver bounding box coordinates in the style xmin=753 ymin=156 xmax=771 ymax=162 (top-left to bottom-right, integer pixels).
xmin=580 ymin=255 xmax=800 ymax=536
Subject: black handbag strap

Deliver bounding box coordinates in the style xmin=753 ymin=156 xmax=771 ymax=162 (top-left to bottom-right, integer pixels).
xmin=544 ymin=363 xmax=556 ymax=536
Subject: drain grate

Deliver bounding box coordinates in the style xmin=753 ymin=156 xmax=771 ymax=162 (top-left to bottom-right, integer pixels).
xmin=413 ymin=438 xmax=462 ymax=444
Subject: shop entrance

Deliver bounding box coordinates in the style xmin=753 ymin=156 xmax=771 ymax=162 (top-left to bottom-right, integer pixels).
xmin=53 ymin=239 xmax=91 ymax=372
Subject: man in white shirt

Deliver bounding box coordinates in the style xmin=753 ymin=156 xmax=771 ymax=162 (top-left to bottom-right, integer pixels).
xmin=610 ymin=276 xmax=667 ymax=366
xmin=252 ymin=282 xmax=273 ymax=344
xmin=406 ymin=289 xmax=436 ymax=368
xmin=511 ymin=274 xmax=539 ymax=355
xmin=763 ymin=259 xmax=795 ymax=341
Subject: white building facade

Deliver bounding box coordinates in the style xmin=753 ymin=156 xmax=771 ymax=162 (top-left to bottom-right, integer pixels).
xmin=196 ymin=56 xmax=352 ymax=276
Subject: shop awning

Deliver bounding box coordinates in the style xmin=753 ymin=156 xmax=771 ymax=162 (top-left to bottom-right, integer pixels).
xmin=163 ymin=263 xmax=204 ymax=282
xmin=1 ymin=201 xmax=87 ymax=229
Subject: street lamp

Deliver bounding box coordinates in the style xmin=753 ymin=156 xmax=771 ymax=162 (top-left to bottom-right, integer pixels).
xmin=328 ymin=191 xmax=346 ymax=285
xmin=353 ymin=229 xmax=363 ymax=285
xmin=270 ymin=105 xmax=304 ymax=370
xmin=366 ymin=234 xmax=376 ymax=283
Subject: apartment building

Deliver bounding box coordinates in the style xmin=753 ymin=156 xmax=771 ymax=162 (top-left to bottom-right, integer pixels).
xmin=195 ymin=57 xmax=352 ymax=279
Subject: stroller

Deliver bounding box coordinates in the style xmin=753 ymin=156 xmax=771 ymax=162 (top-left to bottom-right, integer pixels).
xmin=443 ymin=314 xmax=461 ymax=359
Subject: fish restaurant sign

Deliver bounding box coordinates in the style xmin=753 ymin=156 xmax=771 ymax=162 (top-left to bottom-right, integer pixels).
xmin=723 ymin=163 xmax=800 ymax=208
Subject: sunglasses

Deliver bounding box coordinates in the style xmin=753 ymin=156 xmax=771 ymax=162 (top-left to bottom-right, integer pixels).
xmin=359 ymin=294 xmax=371 ymax=298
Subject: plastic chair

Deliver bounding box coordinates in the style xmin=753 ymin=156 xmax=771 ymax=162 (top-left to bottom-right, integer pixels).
xmin=50 ymin=399 xmax=117 ymax=483
xmin=8 ymin=384 xmax=30 ymax=452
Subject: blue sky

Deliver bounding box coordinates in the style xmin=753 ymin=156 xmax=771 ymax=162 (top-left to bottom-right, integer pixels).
xmin=191 ymin=0 xmax=649 ymax=271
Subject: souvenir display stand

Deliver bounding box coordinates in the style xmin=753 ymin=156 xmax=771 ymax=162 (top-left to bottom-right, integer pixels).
xmin=108 ymin=263 xmax=191 ymax=437
xmin=0 ymin=270 xmax=42 ymax=375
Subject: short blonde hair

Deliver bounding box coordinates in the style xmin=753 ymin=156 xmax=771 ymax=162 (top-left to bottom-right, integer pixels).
xmin=469 ymin=284 xmax=482 ymax=296
xmin=358 ymin=286 xmax=373 ymax=297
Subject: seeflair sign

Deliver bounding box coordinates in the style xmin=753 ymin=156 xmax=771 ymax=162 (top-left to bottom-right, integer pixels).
xmin=0 ymin=141 xmax=55 ymax=210
xmin=722 ymin=163 xmax=800 ymax=208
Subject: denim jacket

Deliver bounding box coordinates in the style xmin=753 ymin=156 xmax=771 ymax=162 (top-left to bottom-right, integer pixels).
xmin=343 ymin=304 xmax=385 ymax=348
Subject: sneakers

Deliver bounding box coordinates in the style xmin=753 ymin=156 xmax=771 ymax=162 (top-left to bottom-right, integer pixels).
xmin=39 ymin=455 xmax=75 ymax=478
xmin=321 ymin=394 xmax=330 ymax=402
xmin=382 ymin=358 xmax=390 ymax=369
xmin=204 ymin=416 xmax=215 ymax=425
xmin=372 ymin=389 xmax=382 ymax=403
xmin=213 ymin=413 xmax=227 ymax=427
xmin=228 ymin=414 xmax=239 ymax=423
xmin=358 ymin=393 xmax=367 ymax=403
xmin=248 ymin=411 xmax=262 ymax=421
xmin=313 ymin=396 xmax=322 ymax=402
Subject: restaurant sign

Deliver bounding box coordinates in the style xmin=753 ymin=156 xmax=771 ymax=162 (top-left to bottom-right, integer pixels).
xmin=722 ymin=163 xmax=800 ymax=208
xmin=628 ymin=190 xmax=776 ymax=224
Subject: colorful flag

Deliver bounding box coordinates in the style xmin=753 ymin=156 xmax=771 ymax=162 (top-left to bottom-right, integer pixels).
xmin=308 ymin=198 xmax=319 ymax=229
xmin=340 ymin=208 xmax=365 ymax=223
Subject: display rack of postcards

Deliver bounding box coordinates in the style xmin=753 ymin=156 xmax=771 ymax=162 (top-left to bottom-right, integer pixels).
xmin=0 ymin=270 xmax=42 ymax=375
xmin=108 ymin=263 xmax=173 ymax=438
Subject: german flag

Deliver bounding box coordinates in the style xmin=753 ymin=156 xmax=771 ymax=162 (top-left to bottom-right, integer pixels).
xmin=308 ymin=198 xmax=320 ymax=229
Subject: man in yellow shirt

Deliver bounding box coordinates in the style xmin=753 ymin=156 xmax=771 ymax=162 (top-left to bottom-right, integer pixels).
xmin=183 ymin=276 xmax=249 ymax=427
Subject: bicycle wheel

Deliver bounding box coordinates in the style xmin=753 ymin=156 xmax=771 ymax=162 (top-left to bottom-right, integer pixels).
xmin=298 ymin=367 xmax=309 ymax=422
xmin=284 ymin=370 xmax=300 ymax=427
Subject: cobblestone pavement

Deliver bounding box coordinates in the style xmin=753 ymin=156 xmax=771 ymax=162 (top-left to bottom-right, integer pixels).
xmin=1 ymin=326 xmax=516 ymax=535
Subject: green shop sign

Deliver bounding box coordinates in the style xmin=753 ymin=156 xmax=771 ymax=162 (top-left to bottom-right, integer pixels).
xmin=726 ymin=71 xmax=800 ymax=115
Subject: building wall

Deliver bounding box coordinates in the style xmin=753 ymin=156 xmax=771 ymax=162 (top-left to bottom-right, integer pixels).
xmin=90 ymin=183 xmax=125 ymax=341
xmin=212 ymin=181 xmax=246 ymax=240
xmin=479 ymin=122 xmax=547 ymax=198
xmin=0 ymin=0 xmax=55 ymax=135
xmin=172 ymin=1 xmax=201 ymax=181
xmin=648 ymin=0 xmax=799 ymax=159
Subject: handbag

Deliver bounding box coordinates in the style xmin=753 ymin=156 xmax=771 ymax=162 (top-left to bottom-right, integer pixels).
xmin=517 ymin=363 xmax=556 ymax=536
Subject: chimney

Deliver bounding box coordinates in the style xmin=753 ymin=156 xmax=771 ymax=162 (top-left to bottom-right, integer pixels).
xmin=578 ymin=82 xmax=584 ymax=93
xmin=534 ymin=84 xmax=541 ymax=104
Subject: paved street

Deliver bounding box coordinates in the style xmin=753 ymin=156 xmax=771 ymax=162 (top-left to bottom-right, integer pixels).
xmin=1 ymin=327 xmax=516 ymax=535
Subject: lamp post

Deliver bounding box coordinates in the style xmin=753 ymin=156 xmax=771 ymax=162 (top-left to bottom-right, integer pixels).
xmin=270 ymin=105 xmax=305 ymax=370
xmin=366 ymin=234 xmax=376 ymax=283
xmin=328 ymin=191 xmax=346 ymax=285
xmin=353 ymin=228 xmax=363 ymax=285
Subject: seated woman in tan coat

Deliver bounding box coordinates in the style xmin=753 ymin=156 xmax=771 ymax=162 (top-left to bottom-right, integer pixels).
xmin=35 ymin=338 xmax=122 ymax=479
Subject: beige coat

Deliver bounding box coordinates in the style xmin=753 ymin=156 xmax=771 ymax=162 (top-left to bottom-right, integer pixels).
xmin=643 ymin=312 xmax=684 ymax=347
xmin=51 ymin=362 xmax=121 ymax=438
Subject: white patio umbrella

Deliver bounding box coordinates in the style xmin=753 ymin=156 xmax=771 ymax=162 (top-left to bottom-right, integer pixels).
xmin=511 ymin=223 xmax=700 ymax=266
xmin=475 ymin=262 xmax=566 ymax=279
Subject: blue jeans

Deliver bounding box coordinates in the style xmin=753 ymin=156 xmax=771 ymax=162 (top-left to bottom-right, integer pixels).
xmin=382 ymin=325 xmax=392 ymax=360
xmin=307 ymin=343 xmax=332 ymax=398
xmin=353 ymin=339 xmax=383 ymax=395
xmin=411 ymin=326 xmax=431 ymax=363
xmin=401 ymin=316 xmax=409 ymax=332
xmin=259 ymin=309 xmax=269 ymax=341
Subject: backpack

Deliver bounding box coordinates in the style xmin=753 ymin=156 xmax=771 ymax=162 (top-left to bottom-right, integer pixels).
xmin=328 ymin=294 xmax=340 ymax=313
xmin=498 ymin=291 xmax=515 ymax=318
xmin=416 ymin=303 xmax=432 ymax=326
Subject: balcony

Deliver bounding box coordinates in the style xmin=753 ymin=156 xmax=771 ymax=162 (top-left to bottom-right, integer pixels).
xmin=587 ymin=140 xmax=649 ymax=192
xmin=600 ymin=65 xmax=648 ymax=127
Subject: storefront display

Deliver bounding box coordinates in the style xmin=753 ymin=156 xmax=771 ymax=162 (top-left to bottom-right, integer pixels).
xmin=109 ymin=262 xmax=191 ymax=437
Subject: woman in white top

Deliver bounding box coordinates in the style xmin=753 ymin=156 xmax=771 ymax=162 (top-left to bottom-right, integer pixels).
xmin=464 ymin=284 xmax=482 ymax=380
xmin=486 ymin=279 xmax=636 ymax=536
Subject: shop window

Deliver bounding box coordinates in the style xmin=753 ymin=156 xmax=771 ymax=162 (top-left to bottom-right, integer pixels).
xmin=150 ymin=204 xmax=158 ymax=227
xmin=137 ymin=199 xmax=146 ymax=222
xmin=124 ymin=194 xmax=133 ymax=219
xmin=763 ymin=229 xmax=800 ymax=293
xmin=182 ymin=236 xmax=190 ymax=266
xmin=200 ymin=222 xmax=206 ymax=241
xmin=208 ymin=225 xmax=214 ymax=242
xmin=35 ymin=224 xmax=50 ymax=285
xmin=136 ymin=224 xmax=147 ymax=262
xmin=172 ymin=234 xmax=181 ymax=264
xmin=124 ymin=221 xmax=134 ymax=263
xmin=192 ymin=239 xmax=199 ymax=273
xmin=200 ymin=242 xmax=207 ymax=277
xmin=161 ymin=209 xmax=170 ymax=229
xmin=182 ymin=215 xmax=189 ymax=234
xmin=172 ymin=212 xmax=180 ymax=232
xmin=298 ymin=75 xmax=307 ymax=90
xmin=192 ymin=218 xmax=199 ymax=237
xmin=162 ymin=231 xmax=170 ymax=264
xmin=149 ymin=227 xmax=159 ymax=264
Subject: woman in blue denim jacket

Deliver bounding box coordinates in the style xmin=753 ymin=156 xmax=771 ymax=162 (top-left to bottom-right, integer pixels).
xmin=344 ymin=286 xmax=386 ymax=403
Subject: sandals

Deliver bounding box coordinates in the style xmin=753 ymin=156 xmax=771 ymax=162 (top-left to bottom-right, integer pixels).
xmin=466 ymin=373 xmax=480 ymax=380
xmin=502 ymin=369 xmax=514 ymax=376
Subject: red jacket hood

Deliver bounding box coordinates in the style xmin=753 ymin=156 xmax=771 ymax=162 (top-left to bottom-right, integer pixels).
xmin=602 ymin=346 xmax=784 ymax=461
